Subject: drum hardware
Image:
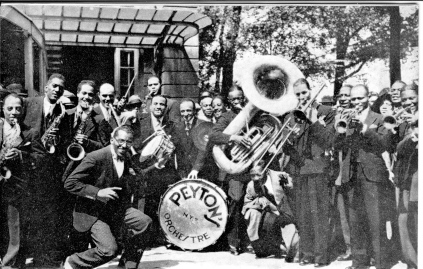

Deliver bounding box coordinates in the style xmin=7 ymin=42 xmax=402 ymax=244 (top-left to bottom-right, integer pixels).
xmin=158 ymin=178 xmax=228 ymax=250
xmin=213 ymin=56 xmax=304 ymax=174
xmin=41 ymin=101 xmax=66 ymax=154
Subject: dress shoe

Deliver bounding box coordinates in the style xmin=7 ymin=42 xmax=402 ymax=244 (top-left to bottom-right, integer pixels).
xmin=314 ymin=263 xmax=328 ymax=268
xmin=300 ymin=257 xmax=314 ymax=266
xmin=337 ymin=253 xmax=352 ymax=261
xmin=229 ymin=246 xmax=240 ymax=256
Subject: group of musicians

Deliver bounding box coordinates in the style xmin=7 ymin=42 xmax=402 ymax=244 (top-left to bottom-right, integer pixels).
xmin=0 ymin=70 xmax=418 ymax=269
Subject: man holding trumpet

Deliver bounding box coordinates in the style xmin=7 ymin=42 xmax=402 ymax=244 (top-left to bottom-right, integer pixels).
xmin=334 ymin=84 xmax=397 ymax=269
xmin=286 ymin=78 xmax=335 ymax=267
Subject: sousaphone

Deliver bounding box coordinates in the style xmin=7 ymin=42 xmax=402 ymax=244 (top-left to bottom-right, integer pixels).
xmin=212 ymin=56 xmax=304 ymax=174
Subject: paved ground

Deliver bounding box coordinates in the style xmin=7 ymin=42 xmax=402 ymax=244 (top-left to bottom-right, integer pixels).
xmin=95 ymin=246 xmax=408 ymax=269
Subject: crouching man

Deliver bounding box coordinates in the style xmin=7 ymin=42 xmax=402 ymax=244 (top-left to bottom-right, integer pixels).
xmin=63 ymin=126 xmax=152 ymax=269
xmin=242 ymin=160 xmax=299 ymax=262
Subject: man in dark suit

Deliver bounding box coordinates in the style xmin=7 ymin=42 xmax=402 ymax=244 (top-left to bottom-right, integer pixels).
xmin=0 ymin=93 xmax=36 ymax=268
xmin=131 ymin=95 xmax=180 ymax=245
xmin=174 ymin=99 xmax=207 ymax=179
xmin=286 ymin=78 xmax=335 ymax=267
xmin=142 ymin=75 xmax=181 ymax=122
xmin=63 ymin=80 xmax=103 ymax=180
xmin=93 ymin=83 xmax=120 ymax=146
xmin=22 ymin=73 xmax=72 ymax=266
xmin=63 ymin=126 xmax=152 ymax=269
xmin=209 ymin=85 xmax=252 ymax=255
xmin=335 ymin=84 xmax=397 ymax=269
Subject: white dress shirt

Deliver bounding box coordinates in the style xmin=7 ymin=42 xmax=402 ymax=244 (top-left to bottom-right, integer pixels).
xmin=358 ymin=106 xmax=370 ymax=123
xmin=99 ymin=103 xmax=111 ymax=122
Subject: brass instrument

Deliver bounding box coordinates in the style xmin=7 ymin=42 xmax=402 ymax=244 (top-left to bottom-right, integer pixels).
xmin=110 ymin=104 xmax=138 ymax=156
xmin=334 ymin=107 xmax=360 ymax=133
xmin=41 ymin=102 xmax=66 ymax=154
xmin=212 ymin=55 xmax=305 ymax=174
xmin=383 ymin=107 xmax=411 ymax=127
xmin=67 ymin=107 xmax=92 ymax=161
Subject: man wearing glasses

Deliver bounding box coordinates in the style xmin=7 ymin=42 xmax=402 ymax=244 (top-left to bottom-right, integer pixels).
xmin=143 ymin=75 xmax=181 ymax=122
xmin=22 ymin=73 xmax=72 ymax=266
xmin=64 ymin=126 xmax=152 ymax=269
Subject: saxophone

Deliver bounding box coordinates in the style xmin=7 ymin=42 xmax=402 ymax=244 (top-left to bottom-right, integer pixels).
xmin=0 ymin=120 xmax=30 ymax=181
xmin=41 ymin=101 xmax=66 ymax=154
xmin=67 ymin=106 xmax=93 ymax=161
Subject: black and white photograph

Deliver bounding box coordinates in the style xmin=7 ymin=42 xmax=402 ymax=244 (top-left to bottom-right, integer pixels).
xmin=0 ymin=2 xmax=419 ymax=269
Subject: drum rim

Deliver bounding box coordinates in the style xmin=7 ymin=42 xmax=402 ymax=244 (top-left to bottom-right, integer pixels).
xmin=158 ymin=178 xmax=229 ymax=250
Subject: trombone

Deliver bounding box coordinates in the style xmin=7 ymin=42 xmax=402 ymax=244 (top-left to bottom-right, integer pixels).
xmin=260 ymin=82 xmax=328 ymax=171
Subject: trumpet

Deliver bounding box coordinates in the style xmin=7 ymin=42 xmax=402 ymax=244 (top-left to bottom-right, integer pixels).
xmin=67 ymin=107 xmax=92 ymax=161
xmin=383 ymin=107 xmax=412 ymax=127
xmin=334 ymin=107 xmax=360 ymax=133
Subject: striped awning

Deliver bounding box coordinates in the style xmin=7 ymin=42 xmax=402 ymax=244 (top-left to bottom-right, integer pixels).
xmin=10 ymin=4 xmax=211 ymax=48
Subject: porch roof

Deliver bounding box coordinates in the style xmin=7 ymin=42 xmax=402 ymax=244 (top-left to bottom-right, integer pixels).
xmin=10 ymin=4 xmax=211 ymax=48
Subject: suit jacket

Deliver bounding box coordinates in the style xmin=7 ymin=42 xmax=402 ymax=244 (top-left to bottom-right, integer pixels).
xmin=209 ymin=109 xmax=249 ymax=201
xmin=130 ymin=112 xmax=180 ymax=197
xmin=64 ymin=146 xmax=135 ymax=232
xmin=287 ymin=105 xmax=336 ymax=175
xmin=62 ymin=107 xmax=104 ymax=182
xmin=334 ymin=110 xmax=390 ymax=183
xmin=173 ymin=117 xmax=207 ymax=178
xmin=93 ymin=105 xmax=119 ymax=146
xmin=22 ymin=96 xmax=71 ymax=163
xmin=0 ymin=118 xmax=35 ymax=204
xmin=66 ymin=107 xmax=103 ymax=153
xmin=145 ymin=96 xmax=181 ymax=123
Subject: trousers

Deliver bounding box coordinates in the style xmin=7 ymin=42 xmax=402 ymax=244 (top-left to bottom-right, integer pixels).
xmin=68 ymin=207 xmax=152 ymax=269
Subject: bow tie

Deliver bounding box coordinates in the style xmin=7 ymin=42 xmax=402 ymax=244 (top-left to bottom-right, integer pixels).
xmin=113 ymin=154 xmax=125 ymax=162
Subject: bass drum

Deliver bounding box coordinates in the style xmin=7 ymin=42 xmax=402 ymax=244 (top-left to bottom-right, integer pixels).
xmin=158 ymin=178 xmax=228 ymax=250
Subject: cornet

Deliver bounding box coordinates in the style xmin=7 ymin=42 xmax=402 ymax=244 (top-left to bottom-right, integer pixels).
xmin=334 ymin=107 xmax=360 ymax=133
xmin=383 ymin=107 xmax=412 ymax=127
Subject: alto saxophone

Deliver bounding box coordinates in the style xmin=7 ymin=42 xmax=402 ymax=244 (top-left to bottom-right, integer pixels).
xmin=41 ymin=102 xmax=66 ymax=154
xmin=67 ymin=107 xmax=93 ymax=161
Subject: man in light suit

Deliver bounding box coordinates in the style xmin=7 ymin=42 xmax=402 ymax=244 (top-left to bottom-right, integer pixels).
xmin=64 ymin=126 xmax=152 ymax=269
xmin=335 ymin=84 xmax=397 ymax=269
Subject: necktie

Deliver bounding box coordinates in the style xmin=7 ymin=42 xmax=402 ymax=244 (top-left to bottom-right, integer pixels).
xmin=74 ymin=111 xmax=82 ymax=128
xmin=185 ymin=122 xmax=191 ymax=135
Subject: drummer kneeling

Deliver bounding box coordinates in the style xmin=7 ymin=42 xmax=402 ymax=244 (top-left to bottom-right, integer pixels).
xmin=242 ymin=160 xmax=299 ymax=261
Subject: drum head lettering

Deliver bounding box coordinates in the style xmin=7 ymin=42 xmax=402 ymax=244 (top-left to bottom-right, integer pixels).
xmin=159 ymin=179 xmax=228 ymax=250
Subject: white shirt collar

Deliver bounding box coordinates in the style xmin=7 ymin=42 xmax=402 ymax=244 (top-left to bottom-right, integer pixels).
xmin=151 ymin=113 xmax=164 ymax=131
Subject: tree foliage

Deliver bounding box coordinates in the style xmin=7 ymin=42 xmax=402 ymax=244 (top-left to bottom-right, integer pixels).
xmin=198 ymin=5 xmax=419 ymax=96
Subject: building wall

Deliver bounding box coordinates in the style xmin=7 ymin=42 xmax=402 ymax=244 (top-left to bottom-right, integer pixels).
xmin=160 ymin=38 xmax=200 ymax=100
